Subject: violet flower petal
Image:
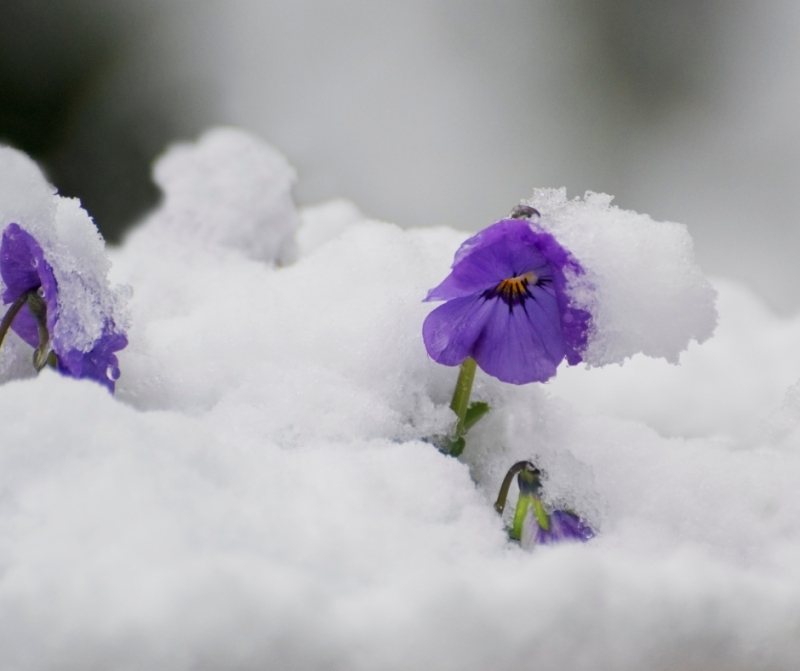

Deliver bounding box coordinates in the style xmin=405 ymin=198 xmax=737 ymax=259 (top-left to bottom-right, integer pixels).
xmin=425 ymin=220 xmax=556 ymax=301
xmin=472 ymin=282 xmax=565 ymax=384
xmin=422 ymin=294 xmax=495 ymax=367
xmin=57 ymin=330 xmax=128 ymax=392
xmin=522 ymin=508 xmax=595 ymax=548
xmin=424 ymin=286 xmax=565 ymax=384
xmin=0 ymin=224 xmax=59 ymax=348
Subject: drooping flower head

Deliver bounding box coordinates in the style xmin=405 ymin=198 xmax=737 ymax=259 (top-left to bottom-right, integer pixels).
xmin=0 ymin=223 xmax=127 ymax=392
xmin=495 ymin=460 xmax=594 ymax=550
xmin=423 ymin=207 xmax=590 ymax=385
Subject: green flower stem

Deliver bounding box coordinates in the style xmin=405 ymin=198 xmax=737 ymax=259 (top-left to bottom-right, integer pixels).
xmin=493 ymin=461 xmax=530 ymax=514
xmin=450 ymin=357 xmax=477 ymax=437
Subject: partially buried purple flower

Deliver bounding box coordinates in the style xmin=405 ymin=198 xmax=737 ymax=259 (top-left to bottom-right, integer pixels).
xmin=423 ymin=211 xmax=590 ymax=384
xmin=520 ymin=505 xmax=595 ymax=548
xmin=495 ymin=461 xmax=594 ymax=550
xmin=0 ymin=223 xmax=127 ymax=392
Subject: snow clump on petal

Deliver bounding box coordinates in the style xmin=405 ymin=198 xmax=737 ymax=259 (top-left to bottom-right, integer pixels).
xmin=525 ymin=188 xmax=717 ymax=365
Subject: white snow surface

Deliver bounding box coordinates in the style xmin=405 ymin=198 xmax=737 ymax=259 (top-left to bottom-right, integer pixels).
xmin=1 ymin=133 xmax=800 ymax=669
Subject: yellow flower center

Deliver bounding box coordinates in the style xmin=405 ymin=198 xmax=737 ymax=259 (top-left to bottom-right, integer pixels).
xmin=496 ymin=272 xmax=537 ymax=300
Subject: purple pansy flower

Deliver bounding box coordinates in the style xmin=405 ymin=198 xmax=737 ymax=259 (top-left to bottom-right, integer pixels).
xmin=423 ymin=210 xmax=590 ymax=384
xmin=495 ymin=461 xmax=594 ymax=549
xmin=0 ymin=223 xmax=127 ymax=391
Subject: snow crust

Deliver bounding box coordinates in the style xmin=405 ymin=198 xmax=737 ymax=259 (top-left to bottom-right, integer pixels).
xmin=1 ymin=132 xmax=800 ymax=669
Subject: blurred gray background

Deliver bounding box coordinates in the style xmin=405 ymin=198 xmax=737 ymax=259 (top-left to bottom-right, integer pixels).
xmin=1 ymin=0 xmax=799 ymax=311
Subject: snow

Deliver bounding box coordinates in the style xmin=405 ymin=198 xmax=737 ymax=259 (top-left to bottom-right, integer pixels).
xmin=1 ymin=132 xmax=800 ymax=669
xmin=150 ymin=127 xmax=298 ymax=264
xmin=526 ymin=188 xmax=718 ymax=366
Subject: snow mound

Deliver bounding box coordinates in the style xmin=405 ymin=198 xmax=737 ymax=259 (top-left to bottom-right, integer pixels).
xmin=548 ymin=278 xmax=800 ymax=440
xmin=4 ymin=136 xmax=800 ymax=669
xmin=526 ymin=188 xmax=718 ymax=365
xmin=297 ymin=198 xmax=365 ymax=256
xmin=148 ymin=127 xmax=299 ymax=264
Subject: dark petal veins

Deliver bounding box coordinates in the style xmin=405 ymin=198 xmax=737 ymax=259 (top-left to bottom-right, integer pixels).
xmin=423 ymin=286 xmax=567 ymax=384
xmin=470 ymin=284 xmax=565 ymax=384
